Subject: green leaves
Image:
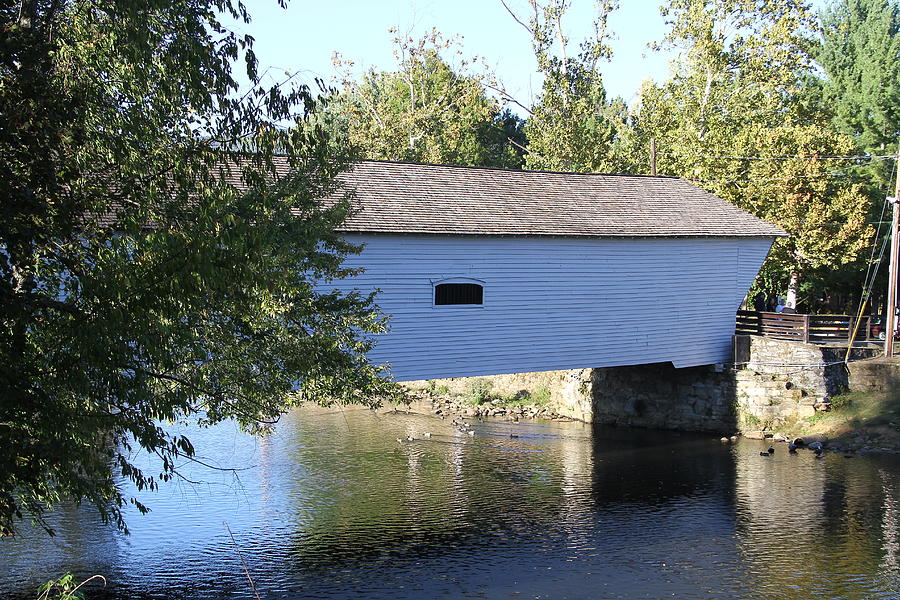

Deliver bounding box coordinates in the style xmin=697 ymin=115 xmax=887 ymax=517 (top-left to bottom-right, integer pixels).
xmin=332 ymin=30 xmax=525 ymax=168
xmin=817 ymin=0 xmax=900 ymax=190
xmin=1 ymin=0 xmax=398 ymax=536
xmin=36 ymin=573 xmax=107 ymax=600
xmin=628 ymin=0 xmax=876 ymax=308
xmin=512 ymin=0 xmax=628 ymax=173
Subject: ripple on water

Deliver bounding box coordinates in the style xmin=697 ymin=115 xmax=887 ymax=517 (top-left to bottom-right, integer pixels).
xmin=2 ymin=407 xmax=900 ymax=599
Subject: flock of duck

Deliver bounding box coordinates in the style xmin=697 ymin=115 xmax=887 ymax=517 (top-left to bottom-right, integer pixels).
xmin=757 ymin=439 xmax=826 ymax=458
xmin=397 ymin=417 xmax=525 ymax=444
xmin=398 ymin=418 xmax=832 ymax=458
xmin=396 ymin=418 xmax=473 ymax=443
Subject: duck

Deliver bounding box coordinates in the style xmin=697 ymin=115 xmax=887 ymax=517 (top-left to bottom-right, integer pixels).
xmin=808 ymin=441 xmax=824 ymax=457
xmin=768 ymin=445 xmax=775 ymax=454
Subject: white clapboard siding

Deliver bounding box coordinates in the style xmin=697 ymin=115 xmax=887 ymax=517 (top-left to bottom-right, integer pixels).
xmin=326 ymin=234 xmax=773 ymax=381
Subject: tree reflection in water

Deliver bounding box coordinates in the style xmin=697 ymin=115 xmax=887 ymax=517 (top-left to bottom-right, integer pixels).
xmin=1 ymin=406 xmax=899 ymax=599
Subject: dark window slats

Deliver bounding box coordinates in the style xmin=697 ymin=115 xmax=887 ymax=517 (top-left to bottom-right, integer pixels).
xmin=435 ymin=283 xmax=483 ymax=305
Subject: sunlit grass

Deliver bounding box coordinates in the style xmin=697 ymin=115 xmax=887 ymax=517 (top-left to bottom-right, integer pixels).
xmin=788 ymin=390 xmax=900 ymax=449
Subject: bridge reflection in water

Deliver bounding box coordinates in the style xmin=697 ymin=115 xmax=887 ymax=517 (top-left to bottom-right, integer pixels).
xmin=1 ymin=406 xmax=899 ymax=599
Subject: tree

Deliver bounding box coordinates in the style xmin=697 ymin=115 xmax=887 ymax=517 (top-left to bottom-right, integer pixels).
xmin=631 ymin=0 xmax=874 ymax=309
xmin=0 ymin=0 xmax=397 ymax=536
xmin=818 ymin=0 xmax=900 ymax=190
xmin=333 ymin=30 xmax=525 ymax=168
xmin=709 ymin=125 xmax=874 ymax=309
xmin=501 ymin=0 xmax=629 ymax=173
xmin=639 ymin=0 xmax=819 ymax=152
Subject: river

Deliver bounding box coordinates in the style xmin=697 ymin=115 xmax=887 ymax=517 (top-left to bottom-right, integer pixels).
xmin=2 ymin=406 xmax=899 ymax=599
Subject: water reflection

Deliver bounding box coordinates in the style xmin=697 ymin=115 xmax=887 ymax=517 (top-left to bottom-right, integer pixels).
xmin=733 ymin=444 xmax=900 ymax=600
xmin=1 ymin=406 xmax=899 ymax=599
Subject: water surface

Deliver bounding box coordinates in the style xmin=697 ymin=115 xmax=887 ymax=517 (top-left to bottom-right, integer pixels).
xmin=2 ymin=406 xmax=899 ymax=599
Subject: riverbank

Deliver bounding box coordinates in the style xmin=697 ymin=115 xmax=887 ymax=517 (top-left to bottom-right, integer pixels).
xmin=392 ymin=389 xmax=574 ymax=422
xmin=393 ymin=385 xmax=900 ymax=455
xmin=758 ymin=389 xmax=900 ymax=454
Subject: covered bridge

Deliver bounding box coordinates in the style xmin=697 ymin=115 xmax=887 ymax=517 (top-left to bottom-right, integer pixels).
xmin=326 ymin=160 xmax=785 ymax=382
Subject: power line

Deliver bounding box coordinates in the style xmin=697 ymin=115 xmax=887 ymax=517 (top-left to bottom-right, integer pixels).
xmin=849 ymin=158 xmax=897 ymax=348
xmin=660 ymin=150 xmax=895 ymax=161
xmin=687 ymin=167 xmax=862 ymax=184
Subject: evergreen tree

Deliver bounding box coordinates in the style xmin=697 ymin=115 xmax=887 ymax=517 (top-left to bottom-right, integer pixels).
xmin=818 ymin=0 xmax=900 ymax=189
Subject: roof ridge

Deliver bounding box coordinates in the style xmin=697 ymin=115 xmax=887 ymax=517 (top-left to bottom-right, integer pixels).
xmin=354 ymin=158 xmax=682 ymax=179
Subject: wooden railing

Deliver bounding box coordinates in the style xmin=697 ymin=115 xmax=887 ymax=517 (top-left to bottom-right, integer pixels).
xmin=736 ymin=311 xmax=873 ymax=344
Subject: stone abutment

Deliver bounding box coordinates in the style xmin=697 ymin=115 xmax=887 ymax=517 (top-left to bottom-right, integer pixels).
xmin=406 ymin=336 xmax=887 ymax=434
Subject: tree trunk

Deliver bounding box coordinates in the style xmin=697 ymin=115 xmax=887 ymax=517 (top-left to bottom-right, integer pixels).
xmin=786 ymin=270 xmax=800 ymax=310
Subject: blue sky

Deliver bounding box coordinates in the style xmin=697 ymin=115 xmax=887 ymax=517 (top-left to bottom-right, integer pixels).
xmin=235 ymin=0 xmax=829 ymax=110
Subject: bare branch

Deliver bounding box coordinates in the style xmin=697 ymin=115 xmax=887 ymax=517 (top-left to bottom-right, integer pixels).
xmin=483 ymin=82 xmax=534 ymax=115
xmin=506 ymin=136 xmax=530 ymax=154
xmin=499 ymin=0 xmax=534 ymax=34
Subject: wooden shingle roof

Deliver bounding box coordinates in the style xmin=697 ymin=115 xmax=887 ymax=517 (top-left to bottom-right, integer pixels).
xmin=333 ymin=160 xmax=786 ymax=238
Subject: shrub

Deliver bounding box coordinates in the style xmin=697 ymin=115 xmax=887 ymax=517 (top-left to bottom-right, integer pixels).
xmin=531 ymin=386 xmax=552 ymax=405
xmin=742 ymin=413 xmax=761 ymax=428
xmin=466 ymin=378 xmax=493 ymax=404
xmin=829 ymin=394 xmax=853 ymax=411
xmin=38 ymin=574 xmax=106 ymax=600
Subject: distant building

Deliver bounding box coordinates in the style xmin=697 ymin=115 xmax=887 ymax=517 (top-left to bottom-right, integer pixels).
xmin=326 ymin=160 xmax=785 ymax=382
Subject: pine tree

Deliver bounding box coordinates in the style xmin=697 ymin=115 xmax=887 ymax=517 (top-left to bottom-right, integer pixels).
xmin=818 ymin=0 xmax=900 ymax=189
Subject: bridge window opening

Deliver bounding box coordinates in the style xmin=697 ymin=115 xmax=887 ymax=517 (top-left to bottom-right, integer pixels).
xmin=434 ymin=283 xmax=483 ymax=306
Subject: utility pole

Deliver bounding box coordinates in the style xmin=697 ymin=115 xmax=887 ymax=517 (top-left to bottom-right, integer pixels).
xmin=650 ymin=139 xmax=657 ymax=176
xmin=886 ymin=144 xmax=900 ymax=357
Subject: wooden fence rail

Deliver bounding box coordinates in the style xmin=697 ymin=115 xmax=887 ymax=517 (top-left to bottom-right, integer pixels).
xmin=736 ymin=311 xmax=872 ymax=344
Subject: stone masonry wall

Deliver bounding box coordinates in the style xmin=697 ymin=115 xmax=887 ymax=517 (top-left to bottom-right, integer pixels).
xmin=404 ymin=368 xmax=594 ymax=422
xmin=404 ymin=336 xmax=886 ymax=435
xmin=847 ymin=357 xmax=900 ymax=392
xmin=590 ymin=363 xmax=736 ymax=432
xmin=733 ymin=336 xmax=849 ymax=427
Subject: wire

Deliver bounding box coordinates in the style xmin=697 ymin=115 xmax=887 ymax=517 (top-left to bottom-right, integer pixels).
xmin=687 ymin=165 xmax=864 ymax=184
xmin=856 ymin=199 xmax=892 ymax=306
xmin=660 ymin=150 xmax=896 ymax=161
xmin=852 ymin=158 xmax=898 ymax=326
xmin=729 ymin=358 xmax=864 ymax=376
